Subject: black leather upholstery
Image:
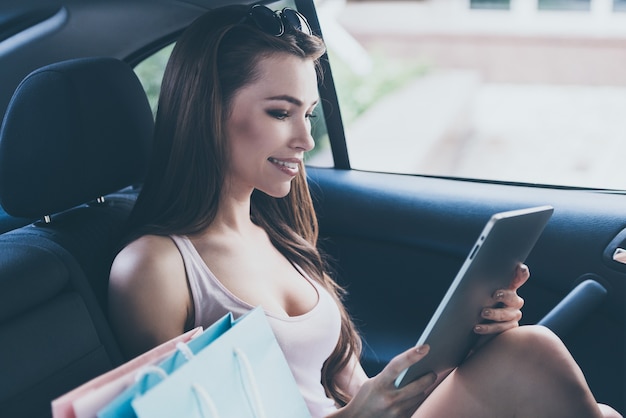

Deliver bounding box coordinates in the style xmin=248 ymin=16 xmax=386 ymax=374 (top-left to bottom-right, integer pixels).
xmin=0 ymin=57 xmax=153 ymax=417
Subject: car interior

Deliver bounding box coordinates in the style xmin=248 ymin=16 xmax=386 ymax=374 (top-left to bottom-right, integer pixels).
xmin=0 ymin=56 xmax=152 ymax=417
xmin=0 ymin=0 xmax=624 ymax=417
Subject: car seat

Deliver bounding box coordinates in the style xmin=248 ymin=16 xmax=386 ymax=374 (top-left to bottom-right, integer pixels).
xmin=0 ymin=57 xmax=153 ymax=418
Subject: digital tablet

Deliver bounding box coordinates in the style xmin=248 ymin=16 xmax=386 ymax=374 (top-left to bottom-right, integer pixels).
xmin=394 ymin=205 xmax=554 ymax=389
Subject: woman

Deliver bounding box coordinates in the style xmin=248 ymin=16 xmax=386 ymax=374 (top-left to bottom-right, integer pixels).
xmin=109 ymin=4 xmax=621 ymax=417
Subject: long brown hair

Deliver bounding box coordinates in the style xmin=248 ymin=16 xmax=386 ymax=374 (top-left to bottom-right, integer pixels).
xmin=128 ymin=4 xmax=361 ymax=406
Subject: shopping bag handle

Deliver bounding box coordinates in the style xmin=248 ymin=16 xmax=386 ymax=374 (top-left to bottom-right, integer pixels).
xmin=190 ymin=347 xmax=267 ymax=418
xmin=192 ymin=384 xmax=220 ymax=418
xmin=132 ymin=341 xmax=195 ymax=394
xmin=134 ymin=366 xmax=168 ymax=383
xmin=234 ymin=347 xmax=267 ymax=418
xmin=176 ymin=341 xmax=195 ymax=361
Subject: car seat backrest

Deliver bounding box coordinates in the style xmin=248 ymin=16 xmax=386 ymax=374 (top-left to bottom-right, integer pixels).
xmin=0 ymin=57 xmax=154 ymax=418
xmin=0 ymin=56 xmax=153 ymax=220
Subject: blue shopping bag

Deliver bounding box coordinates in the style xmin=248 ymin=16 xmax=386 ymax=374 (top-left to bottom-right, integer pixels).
xmin=98 ymin=312 xmax=235 ymax=418
xmin=131 ymin=307 xmax=311 ymax=418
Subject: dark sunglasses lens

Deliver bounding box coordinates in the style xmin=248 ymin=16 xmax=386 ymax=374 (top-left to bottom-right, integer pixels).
xmin=249 ymin=5 xmax=283 ymax=36
xmin=282 ymin=8 xmax=312 ymax=35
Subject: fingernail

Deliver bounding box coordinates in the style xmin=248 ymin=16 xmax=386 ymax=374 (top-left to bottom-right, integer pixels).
xmin=495 ymin=291 xmax=505 ymax=300
xmin=416 ymin=344 xmax=430 ymax=354
xmin=474 ymin=325 xmax=483 ymax=333
xmin=483 ymin=309 xmax=492 ymax=318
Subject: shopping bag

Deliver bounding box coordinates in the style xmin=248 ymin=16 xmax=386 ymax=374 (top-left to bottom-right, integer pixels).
xmin=97 ymin=313 xmax=235 ymax=418
xmin=51 ymin=327 xmax=203 ymax=418
xmin=131 ymin=307 xmax=311 ymax=418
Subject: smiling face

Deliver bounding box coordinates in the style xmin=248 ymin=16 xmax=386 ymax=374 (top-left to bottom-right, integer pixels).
xmin=224 ymin=53 xmax=319 ymax=199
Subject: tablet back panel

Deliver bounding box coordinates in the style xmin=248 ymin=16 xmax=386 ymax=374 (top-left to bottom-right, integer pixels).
xmin=395 ymin=205 xmax=554 ymax=388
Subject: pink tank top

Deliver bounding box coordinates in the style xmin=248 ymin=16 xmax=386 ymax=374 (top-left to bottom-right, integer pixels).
xmin=170 ymin=235 xmax=341 ymax=417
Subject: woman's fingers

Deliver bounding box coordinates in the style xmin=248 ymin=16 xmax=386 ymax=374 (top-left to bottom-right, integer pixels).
xmin=391 ymin=379 xmax=435 ymax=417
xmin=492 ymin=288 xmax=525 ymax=310
xmin=474 ymin=318 xmax=520 ymax=334
xmin=399 ymin=368 xmax=438 ymax=396
xmin=475 ymin=299 xmax=523 ymax=335
xmin=379 ymin=345 xmax=437 ymax=395
xmin=481 ymin=305 xmax=523 ymax=322
xmin=381 ymin=345 xmax=432 ymax=386
xmin=382 ymin=346 xmax=437 ymax=414
xmin=509 ymin=263 xmax=530 ymax=290
xmin=348 ymin=345 xmax=436 ymax=417
xmin=474 ymin=264 xmax=527 ymax=335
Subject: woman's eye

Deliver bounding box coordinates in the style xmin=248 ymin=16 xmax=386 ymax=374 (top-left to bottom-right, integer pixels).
xmin=306 ymin=112 xmax=317 ymax=120
xmin=268 ymin=110 xmax=289 ymax=120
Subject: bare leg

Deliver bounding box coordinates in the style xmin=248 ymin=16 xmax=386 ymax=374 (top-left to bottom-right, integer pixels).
xmin=413 ymin=325 xmax=620 ymax=418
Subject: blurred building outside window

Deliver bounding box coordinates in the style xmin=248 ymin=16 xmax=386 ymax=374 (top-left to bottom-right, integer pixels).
xmin=309 ymin=0 xmax=626 ymax=190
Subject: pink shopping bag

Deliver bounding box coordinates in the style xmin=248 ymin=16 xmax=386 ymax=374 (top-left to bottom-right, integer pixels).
xmin=51 ymin=327 xmax=203 ymax=418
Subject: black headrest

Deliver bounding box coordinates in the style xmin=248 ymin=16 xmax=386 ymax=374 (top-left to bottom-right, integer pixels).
xmin=0 ymin=57 xmax=153 ymax=218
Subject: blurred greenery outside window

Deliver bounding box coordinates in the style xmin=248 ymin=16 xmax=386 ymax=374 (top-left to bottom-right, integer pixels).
xmin=134 ymin=43 xmax=174 ymax=117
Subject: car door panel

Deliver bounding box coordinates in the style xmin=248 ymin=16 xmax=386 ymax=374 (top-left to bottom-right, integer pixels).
xmin=308 ymin=166 xmax=625 ymax=413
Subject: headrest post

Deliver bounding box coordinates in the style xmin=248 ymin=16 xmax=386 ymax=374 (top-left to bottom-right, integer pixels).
xmin=42 ymin=215 xmax=52 ymax=224
xmin=96 ymin=196 xmax=105 ymax=204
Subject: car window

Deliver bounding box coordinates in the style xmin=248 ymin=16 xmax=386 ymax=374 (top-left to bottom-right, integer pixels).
xmin=310 ymin=0 xmax=626 ymax=190
xmin=134 ymin=43 xmax=174 ymax=116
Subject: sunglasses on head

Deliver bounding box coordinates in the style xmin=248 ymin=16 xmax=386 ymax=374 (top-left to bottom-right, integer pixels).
xmin=241 ymin=4 xmax=313 ymax=37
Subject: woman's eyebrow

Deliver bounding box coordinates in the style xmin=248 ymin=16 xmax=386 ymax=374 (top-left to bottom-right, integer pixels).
xmin=265 ymin=94 xmax=320 ymax=108
xmin=265 ymin=95 xmax=303 ymax=106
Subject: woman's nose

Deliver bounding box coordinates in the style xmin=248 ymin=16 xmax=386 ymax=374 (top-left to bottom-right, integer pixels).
xmin=292 ymin=120 xmax=315 ymax=152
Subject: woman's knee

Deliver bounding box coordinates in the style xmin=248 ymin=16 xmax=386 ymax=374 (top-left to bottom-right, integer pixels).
xmin=598 ymin=403 xmax=623 ymax=418
xmin=471 ymin=325 xmax=579 ymax=379
xmin=492 ymin=324 xmax=566 ymax=358
xmin=495 ymin=325 xmax=592 ymax=387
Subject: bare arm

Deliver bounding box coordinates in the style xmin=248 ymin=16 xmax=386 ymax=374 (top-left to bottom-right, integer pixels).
xmin=108 ymin=235 xmax=193 ymax=359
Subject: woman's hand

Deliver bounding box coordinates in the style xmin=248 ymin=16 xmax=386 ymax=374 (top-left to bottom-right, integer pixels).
xmin=332 ymin=345 xmax=436 ymax=418
xmin=474 ymin=263 xmax=529 ymax=335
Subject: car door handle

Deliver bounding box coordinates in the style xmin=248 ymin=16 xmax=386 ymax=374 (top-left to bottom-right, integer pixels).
xmin=612 ymin=248 xmax=626 ymax=264
xmin=603 ymin=228 xmax=626 ymax=272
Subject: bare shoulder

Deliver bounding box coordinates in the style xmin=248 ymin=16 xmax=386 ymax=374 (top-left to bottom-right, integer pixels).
xmin=111 ymin=234 xmax=182 ymax=280
xmin=109 ymin=234 xmax=190 ymax=358
xmin=109 ymin=235 xmax=187 ymax=306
